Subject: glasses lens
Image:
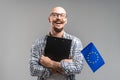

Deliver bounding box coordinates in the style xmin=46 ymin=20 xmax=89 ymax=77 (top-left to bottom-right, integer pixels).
xmin=50 ymin=13 xmax=66 ymax=18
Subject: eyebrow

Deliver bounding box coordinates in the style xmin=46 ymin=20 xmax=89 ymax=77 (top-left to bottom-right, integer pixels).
xmin=51 ymin=12 xmax=66 ymax=14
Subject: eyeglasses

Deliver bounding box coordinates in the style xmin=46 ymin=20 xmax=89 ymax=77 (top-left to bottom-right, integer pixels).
xmin=50 ymin=13 xmax=66 ymax=18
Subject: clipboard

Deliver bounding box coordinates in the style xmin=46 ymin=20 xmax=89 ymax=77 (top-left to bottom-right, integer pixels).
xmin=44 ymin=36 xmax=72 ymax=62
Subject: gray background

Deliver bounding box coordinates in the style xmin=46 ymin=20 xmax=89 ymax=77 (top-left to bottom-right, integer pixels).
xmin=0 ymin=0 xmax=120 ymax=80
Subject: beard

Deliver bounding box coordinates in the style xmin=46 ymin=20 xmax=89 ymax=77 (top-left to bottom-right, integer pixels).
xmin=53 ymin=27 xmax=64 ymax=33
xmin=52 ymin=18 xmax=65 ymax=33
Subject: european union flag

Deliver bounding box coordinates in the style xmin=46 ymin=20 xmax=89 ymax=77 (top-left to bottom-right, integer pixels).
xmin=81 ymin=42 xmax=105 ymax=72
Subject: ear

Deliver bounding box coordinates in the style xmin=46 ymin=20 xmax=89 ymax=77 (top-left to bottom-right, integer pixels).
xmin=48 ymin=16 xmax=51 ymax=23
xmin=64 ymin=18 xmax=67 ymax=24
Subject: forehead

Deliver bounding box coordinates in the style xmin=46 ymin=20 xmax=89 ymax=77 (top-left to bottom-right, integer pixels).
xmin=51 ymin=7 xmax=66 ymax=14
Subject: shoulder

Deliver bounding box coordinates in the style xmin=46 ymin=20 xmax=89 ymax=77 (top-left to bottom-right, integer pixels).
xmin=64 ymin=32 xmax=81 ymax=43
xmin=33 ymin=34 xmax=47 ymax=45
xmin=64 ymin=32 xmax=83 ymax=49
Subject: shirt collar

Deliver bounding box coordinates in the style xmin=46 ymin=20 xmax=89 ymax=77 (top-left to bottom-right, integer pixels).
xmin=48 ymin=31 xmax=67 ymax=38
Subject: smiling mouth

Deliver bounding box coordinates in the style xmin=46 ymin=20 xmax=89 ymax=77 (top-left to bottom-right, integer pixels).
xmin=55 ymin=21 xmax=62 ymax=24
xmin=54 ymin=20 xmax=64 ymax=24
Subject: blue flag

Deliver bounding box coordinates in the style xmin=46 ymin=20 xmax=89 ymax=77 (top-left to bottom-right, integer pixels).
xmin=81 ymin=42 xmax=105 ymax=72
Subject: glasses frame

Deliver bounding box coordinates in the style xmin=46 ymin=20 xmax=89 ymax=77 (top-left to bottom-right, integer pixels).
xmin=50 ymin=12 xmax=67 ymax=18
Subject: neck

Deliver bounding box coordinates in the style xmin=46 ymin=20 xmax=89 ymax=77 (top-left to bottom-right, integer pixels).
xmin=50 ymin=30 xmax=64 ymax=38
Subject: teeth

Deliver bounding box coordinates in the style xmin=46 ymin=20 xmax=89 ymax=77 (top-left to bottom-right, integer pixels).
xmin=56 ymin=22 xmax=61 ymax=24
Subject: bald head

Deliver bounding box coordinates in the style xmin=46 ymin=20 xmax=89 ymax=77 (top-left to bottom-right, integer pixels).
xmin=48 ymin=6 xmax=68 ymax=34
xmin=50 ymin=6 xmax=67 ymax=15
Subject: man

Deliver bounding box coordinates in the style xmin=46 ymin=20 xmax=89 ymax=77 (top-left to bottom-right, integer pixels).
xmin=30 ymin=6 xmax=83 ymax=80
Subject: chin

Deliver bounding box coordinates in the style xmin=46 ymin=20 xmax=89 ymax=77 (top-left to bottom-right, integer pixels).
xmin=53 ymin=27 xmax=64 ymax=33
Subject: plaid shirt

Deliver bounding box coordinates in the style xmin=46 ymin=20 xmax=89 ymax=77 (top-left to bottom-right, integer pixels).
xmin=30 ymin=32 xmax=84 ymax=80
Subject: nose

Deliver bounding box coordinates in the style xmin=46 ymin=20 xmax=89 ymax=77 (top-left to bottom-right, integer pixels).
xmin=57 ymin=15 xmax=61 ymax=19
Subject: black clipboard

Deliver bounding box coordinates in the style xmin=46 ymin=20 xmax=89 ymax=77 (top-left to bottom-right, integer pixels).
xmin=44 ymin=36 xmax=72 ymax=62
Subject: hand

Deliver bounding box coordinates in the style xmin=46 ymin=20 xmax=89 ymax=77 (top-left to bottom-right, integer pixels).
xmin=56 ymin=59 xmax=72 ymax=74
xmin=39 ymin=55 xmax=67 ymax=74
xmin=40 ymin=55 xmax=54 ymax=68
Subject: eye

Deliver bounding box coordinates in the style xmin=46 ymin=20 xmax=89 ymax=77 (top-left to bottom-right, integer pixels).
xmin=51 ymin=13 xmax=57 ymax=17
xmin=50 ymin=13 xmax=66 ymax=18
xmin=60 ymin=14 xmax=66 ymax=17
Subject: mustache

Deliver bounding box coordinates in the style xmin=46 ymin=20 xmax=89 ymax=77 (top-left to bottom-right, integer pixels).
xmin=53 ymin=19 xmax=65 ymax=24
